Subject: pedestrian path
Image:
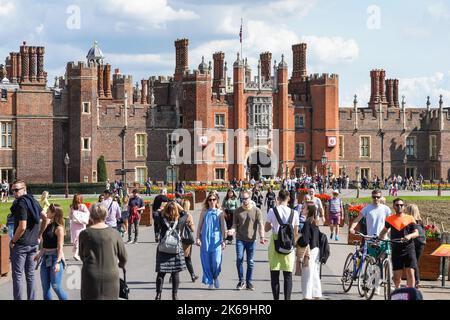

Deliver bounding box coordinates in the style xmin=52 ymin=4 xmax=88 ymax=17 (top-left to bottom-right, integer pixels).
xmin=1 ymin=222 xmax=448 ymax=300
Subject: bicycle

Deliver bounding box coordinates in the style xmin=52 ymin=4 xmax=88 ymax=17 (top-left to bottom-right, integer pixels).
xmin=341 ymin=239 xmax=368 ymax=297
xmin=356 ymin=232 xmax=405 ymax=300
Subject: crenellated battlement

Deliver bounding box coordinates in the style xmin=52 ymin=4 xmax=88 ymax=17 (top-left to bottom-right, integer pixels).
xmin=183 ymin=70 xmax=211 ymax=82
xmin=309 ymin=73 xmax=339 ymax=85
xmin=98 ymin=103 xmax=148 ymax=123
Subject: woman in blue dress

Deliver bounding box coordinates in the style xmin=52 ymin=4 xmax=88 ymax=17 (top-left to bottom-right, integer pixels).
xmin=196 ymin=192 xmax=227 ymax=289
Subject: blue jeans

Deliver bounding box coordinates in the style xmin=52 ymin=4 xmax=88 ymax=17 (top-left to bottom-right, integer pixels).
xmin=11 ymin=244 xmax=38 ymax=300
xmin=235 ymin=240 xmax=256 ymax=285
xmin=7 ymin=223 xmax=14 ymax=240
xmin=40 ymin=254 xmax=68 ymax=300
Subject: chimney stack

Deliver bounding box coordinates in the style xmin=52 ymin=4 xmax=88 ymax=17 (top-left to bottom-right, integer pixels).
xmin=260 ymin=52 xmax=272 ymax=82
xmin=174 ymin=38 xmax=189 ymax=81
xmin=212 ymin=51 xmax=225 ymax=94
xmin=291 ymin=43 xmax=307 ymax=82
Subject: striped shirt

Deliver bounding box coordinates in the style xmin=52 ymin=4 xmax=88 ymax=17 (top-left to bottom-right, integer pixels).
xmin=328 ymin=198 xmax=342 ymax=214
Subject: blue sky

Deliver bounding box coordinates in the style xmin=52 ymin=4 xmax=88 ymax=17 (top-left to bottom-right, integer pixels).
xmin=1 ymin=0 xmax=450 ymax=107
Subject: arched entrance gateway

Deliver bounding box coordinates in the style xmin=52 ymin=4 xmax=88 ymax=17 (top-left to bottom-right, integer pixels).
xmin=245 ymin=148 xmax=276 ymax=180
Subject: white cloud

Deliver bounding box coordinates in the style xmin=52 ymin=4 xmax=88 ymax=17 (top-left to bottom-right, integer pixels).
xmin=399 ymin=72 xmax=450 ymax=107
xmin=301 ymin=36 xmax=359 ymax=64
xmin=190 ymin=20 xmax=358 ymax=75
xmin=99 ymin=0 xmax=198 ymax=29
xmin=0 ymin=0 xmax=14 ymax=16
xmin=341 ymin=72 xmax=450 ymax=108
xmin=106 ymin=53 xmax=171 ymax=66
xmin=36 ymin=24 xmax=45 ymax=35
xmin=428 ymin=2 xmax=450 ymax=20
xmin=341 ymin=84 xmax=370 ymax=108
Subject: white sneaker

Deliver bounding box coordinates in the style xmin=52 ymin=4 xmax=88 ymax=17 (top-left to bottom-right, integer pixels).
xmin=73 ymin=255 xmax=80 ymax=261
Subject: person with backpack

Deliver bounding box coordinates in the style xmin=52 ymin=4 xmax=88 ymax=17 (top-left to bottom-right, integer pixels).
xmin=298 ymin=205 xmax=323 ymax=300
xmin=155 ymin=201 xmax=186 ymax=300
xmin=264 ymin=189 xmax=299 ymax=300
xmin=101 ymin=189 xmax=122 ymax=231
xmin=327 ymin=190 xmax=344 ymax=241
xmin=196 ymin=192 xmax=227 ymax=289
xmin=405 ymin=204 xmax=425 ymax=288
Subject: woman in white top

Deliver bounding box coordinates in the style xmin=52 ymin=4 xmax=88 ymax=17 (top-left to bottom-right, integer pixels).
xmin=265 ymin=189 xmax=299 ymax=300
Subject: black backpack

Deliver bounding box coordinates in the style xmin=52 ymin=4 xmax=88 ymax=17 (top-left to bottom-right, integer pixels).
xmin=273 ymin=207 xmax=295 ymax=254
xmin=319 ymin=231 xmax=330 ymax=264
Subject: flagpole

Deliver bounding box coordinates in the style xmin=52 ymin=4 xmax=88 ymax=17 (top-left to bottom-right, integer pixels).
xmin=240 ymin=18 xmax=243 ymax=60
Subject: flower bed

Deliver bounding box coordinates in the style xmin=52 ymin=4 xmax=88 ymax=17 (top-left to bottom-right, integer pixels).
xmin=346 ymin=204 xmax=366 ymax=245
xmin=422 ymin=184 xmax=450 ymax=190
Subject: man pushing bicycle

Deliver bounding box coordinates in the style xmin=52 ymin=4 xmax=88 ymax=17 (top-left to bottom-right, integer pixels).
xmin=378 ymin=198 xmax=419 ymax=289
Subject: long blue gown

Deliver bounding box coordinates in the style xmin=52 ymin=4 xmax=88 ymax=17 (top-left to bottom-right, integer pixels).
xmin=200 ymin=209 xmax=223 ymax=285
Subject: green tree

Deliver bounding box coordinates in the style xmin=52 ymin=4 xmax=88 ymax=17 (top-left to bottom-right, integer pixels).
xmin=97 ymin=155 xmax=107 ymax=182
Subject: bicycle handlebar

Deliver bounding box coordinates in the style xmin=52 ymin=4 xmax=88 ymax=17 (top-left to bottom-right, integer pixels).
xmin=355 ymin=232 xmax=405 ymax=243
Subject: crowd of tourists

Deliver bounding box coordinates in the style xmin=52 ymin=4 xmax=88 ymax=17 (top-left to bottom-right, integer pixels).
xmin=5 ymin=177 xmax=428 ymax=301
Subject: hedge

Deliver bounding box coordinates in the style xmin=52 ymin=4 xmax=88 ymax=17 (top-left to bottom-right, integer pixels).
xmin=27 ymin=183 xmax=106 ymax=196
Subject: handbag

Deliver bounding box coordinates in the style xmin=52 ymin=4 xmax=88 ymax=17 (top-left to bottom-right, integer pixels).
xmin=72 ymin=209 xmax=89 ymax=225
xmin=119 ymin=268 xmax=129 ymax=300
xmin=181 ymin=223 xmax=195 ymax=245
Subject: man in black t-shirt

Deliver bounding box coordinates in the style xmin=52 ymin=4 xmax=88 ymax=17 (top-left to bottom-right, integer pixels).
xmin=9 ymin=180 xmax=44 ymax=300
xmin=379 ymin=198 xmax=419 ymax=289
xmin=127 ymin=189 xmax=145 ymax=244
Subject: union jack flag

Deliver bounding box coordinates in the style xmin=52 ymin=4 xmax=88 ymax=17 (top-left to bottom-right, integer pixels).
xmin=239 ymin=19 xmax=243 ymax=43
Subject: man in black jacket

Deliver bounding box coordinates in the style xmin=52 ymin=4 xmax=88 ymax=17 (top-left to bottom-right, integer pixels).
xmin=152 ymin=188 xmax=169 ymax=242
xmin=9 ymin=180 xmax=44 ymax=300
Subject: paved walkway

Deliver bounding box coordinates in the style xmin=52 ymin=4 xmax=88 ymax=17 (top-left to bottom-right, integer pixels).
xmin=1 ymin=197 xmax=449 ymax=300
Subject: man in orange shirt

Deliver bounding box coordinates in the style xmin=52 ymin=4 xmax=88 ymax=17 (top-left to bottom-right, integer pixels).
xmin=379 ymin=198 xmax=419 ymax=289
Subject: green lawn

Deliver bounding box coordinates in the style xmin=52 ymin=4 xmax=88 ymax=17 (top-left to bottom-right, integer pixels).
xmin=0 ymin=198 xmax=99 ymax=225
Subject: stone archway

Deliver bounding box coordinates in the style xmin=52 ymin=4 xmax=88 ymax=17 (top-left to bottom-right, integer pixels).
xmin=246 ymin=148 xmax=273 ymax=180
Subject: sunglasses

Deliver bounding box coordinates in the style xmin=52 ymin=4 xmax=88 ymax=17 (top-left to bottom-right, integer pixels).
xmin=12 ymin=188 xmax=24 ymax=193
xmin=372 ymin=196 xmax=381 ymax=199
xmin=208 ymin=198 xmax=217 ymax=202
xmin=395 ymin=204 xmax=404 ymax=207
xmin=242 ymin=197 xmax=250 ymax=201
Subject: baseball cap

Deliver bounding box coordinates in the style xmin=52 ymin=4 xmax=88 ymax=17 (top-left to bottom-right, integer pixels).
xmin=332 ymin=190 xmax=339 ymax=194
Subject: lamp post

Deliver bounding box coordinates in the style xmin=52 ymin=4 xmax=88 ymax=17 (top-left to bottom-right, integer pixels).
xmin=170 ymin=150 xmax=176 ymax=194
xmin=355 ymin=166 xmax=360 ymax=199
xmin=321 ymin=150 xmax=328 ymax=189
xmin=64 ymin=153 xmax=70 ymax=199
xmin=438 ymin=150 xmax=443 ymax=197
xmin=403 ymin=153 xmax=407 ymax=180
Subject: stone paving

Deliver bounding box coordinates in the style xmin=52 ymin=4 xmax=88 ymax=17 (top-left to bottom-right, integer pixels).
xmin=0 ymin=190 xmax=449 ymax=300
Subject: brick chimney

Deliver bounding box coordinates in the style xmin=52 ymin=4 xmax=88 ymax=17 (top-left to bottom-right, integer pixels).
xmin=260 ymin=52 xmax=272 ymax=82
xmin=386 ymin=79 xmax=394 ymax=108
xmin=174 ymin=38 xmax=189 ymax=81
xmin=369 ymin=69 xmax=380 ymax=108
xmin=393 ymin=79 xmax=399 ymax=108
xmin=212 ymin=51 xmax=225 ymax=94
xmin=291 ymin=43 xmax=307 ymax=82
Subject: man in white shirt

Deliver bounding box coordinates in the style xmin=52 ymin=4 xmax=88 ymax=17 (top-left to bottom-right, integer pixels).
xmin=101 ymin=189 xmax=122 ymax=229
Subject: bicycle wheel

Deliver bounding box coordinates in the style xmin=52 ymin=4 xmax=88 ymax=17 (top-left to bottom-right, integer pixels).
xmin=383 ymin=259 xmax=392 ymax=300
xmin=363 ymin=256 xmax=379 ymax=300
xmin=341 ymin=253 xmax=354 ymax=292
xmin=357 ymin=255 xmax=369 ymax=297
